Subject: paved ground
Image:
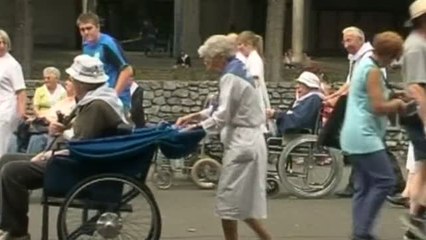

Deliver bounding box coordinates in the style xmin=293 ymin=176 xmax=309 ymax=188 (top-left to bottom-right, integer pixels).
xmin=26 ymin=166 xmax=408 ymax=240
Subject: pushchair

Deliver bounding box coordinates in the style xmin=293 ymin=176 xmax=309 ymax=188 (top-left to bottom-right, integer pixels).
xmin=41 ymin=123 xmax=206 ymax=240
xmin=150 ymin=93 xmax=223 ymax=190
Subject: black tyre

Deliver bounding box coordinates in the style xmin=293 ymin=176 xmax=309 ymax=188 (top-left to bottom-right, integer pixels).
xmin=57 ymin=174 xmax=162 ymax=240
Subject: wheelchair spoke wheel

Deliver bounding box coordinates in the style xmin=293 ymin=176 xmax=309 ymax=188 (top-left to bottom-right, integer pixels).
xmin=57 ymin=174 xmax=161 ymax=240
xmin=191 ymin=157 xmax=221 ymax=189
xmin=278 ymin=135 xmax=343 ymax=198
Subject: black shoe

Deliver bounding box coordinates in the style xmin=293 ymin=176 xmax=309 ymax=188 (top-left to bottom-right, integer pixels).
xmin=387 ymin=194 xmax=409 ymax=208
xmin=401 ymin=214 xmax=426 ymax=240
xmin=335 ymin=187 xmax=354 ymax=198
xmin=404 ymin=230 xmax=421 ymax=240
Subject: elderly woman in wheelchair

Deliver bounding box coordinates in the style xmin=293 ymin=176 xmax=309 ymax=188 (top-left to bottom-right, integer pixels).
xmin=264 ymin=71 xmax=343 ymax=198
xmin=0 ymin=55 xmax=127 ymax=240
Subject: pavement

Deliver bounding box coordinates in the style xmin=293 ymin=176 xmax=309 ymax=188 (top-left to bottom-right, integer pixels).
xmin=27 ymin=166 xmax=408 ymax=240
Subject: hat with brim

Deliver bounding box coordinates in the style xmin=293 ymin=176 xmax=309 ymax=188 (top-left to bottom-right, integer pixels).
xmin=66 ymin=54 xmax=108 ymax=84
xmin=296 ymin=71 xmax=321 ymax=89
xmin=410 ymin=0 xmax=426 ymax=20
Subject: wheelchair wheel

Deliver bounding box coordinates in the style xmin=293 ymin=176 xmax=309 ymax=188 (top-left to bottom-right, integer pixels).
xmin=266 ymin=175 xmax=281 ymax=198
xmin=278 ymin=135 xmax=343 ymax=199
xmin=191 ymin=157 xmax=221 ymax=189
xmin=152 ymin=168 xmax=173 ymax=190
xmin=57 ymin=174 xmax=161 ymax=240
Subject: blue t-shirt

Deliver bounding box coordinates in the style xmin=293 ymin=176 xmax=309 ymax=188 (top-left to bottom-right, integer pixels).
xmin=83 ymin=33 xmax=131 ymax=108
xmin=340 ymin=57 xmax=389 ymax=154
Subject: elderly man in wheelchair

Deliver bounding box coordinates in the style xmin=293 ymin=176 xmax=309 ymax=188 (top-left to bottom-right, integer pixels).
xmin=0 ymin=55 xmax=127 ymax=240
xmin=264 ymin=71 xmax=343 ymax=198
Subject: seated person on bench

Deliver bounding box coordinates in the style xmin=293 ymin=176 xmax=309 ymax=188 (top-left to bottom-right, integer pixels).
xmin=0 ymin=55 xmax=127 ymax=240
xmin=9 ymin=79 xmax=77 ymax=154
xmin=266 ymin=71 xmax=324 ymax=136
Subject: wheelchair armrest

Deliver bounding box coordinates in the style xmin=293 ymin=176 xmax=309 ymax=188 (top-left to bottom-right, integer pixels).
xmin=115 ymin=123 xmax=134 ymax=135
xmin=266 ymin=137 xmax=283 ymax=146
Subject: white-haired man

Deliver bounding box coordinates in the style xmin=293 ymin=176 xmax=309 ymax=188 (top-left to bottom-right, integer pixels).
xmin=321 ymin=27 xmax=405 ymax=198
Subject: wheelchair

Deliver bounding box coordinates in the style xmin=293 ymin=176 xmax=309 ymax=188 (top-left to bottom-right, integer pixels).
xmin=39 ymin=123 xmax=205 ymax=240
xmin=265 ymin=108 xmax=344 ymax=198
xmin=151 ymin=93 xmax=222 ymax=190
xmin=151 ymin=133 xmax=222 ymax=190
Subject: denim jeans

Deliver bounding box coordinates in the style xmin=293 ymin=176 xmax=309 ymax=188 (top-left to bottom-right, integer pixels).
xmin=350 ymin=150 xmax=395 ymax=238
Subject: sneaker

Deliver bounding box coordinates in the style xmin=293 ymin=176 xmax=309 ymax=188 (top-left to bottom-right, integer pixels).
xmin=401 ymin=214 xmax=426 ymax=240
xmin=404 ymin=230 xmax=421 ymax=240
xmin=387 ymin=194 xmax=409 ymax=208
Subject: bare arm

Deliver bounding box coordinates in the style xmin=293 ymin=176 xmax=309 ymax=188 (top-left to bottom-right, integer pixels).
xmin=367 ymin=68 xmax=403 ymax=115
xmin=16 ymin=89 xmax=27 ymax=118
xmin=327 ymin=82 xmax=349 ymax=99
xmin=115 ymin=66 xmax=134 ymax=95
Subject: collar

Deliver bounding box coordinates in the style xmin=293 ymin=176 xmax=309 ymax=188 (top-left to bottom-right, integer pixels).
xmin=348 ymin=42 xmax=374 ymax=61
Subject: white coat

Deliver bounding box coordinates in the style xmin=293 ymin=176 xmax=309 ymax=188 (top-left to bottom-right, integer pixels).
xmin=201 ymin=58 xmax=268 ymax=220
xmin=0 ymin=53 xmax=26 ymax=157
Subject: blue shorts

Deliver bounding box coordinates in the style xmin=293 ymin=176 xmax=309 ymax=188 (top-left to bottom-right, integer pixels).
xmin=404 ymin=122 xmax=426 ymax=161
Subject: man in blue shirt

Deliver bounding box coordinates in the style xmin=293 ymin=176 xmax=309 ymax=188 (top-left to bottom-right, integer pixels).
xmin=76 ymin=12 xmax=134 ymax=109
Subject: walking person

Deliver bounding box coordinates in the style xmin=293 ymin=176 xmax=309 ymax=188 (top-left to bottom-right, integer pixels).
xmin=321 ymin=26 xmax=405 ymax=198
xmin=0 ymin=29 xmax=27 ymax=158
xmin=76 ymin=12 xmax=134 ymax=110
xmin=176 ymin=35 xmax=271 ymax=240
xmin=400 ymin=1 xmax=426 ymax=238
xmin=340 ymin=31 xmax=406 ymax=240
xmin=237 ymin=31 xmax=275 ymax=134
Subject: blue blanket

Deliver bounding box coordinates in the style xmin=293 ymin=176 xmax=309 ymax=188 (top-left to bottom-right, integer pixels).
xmin=67 ymin=124 xmax=206 ymax=162
xmin=44 ymin=124 xmax=206 ymax=197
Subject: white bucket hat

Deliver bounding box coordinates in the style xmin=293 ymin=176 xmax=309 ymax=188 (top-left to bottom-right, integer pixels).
xmin=66 ymin=54 xmax=108 ymax=84
xmin=410 ymin=0 xmax=426 ymax=20
xmin=296 ymin=71 xmax=321 ymax=89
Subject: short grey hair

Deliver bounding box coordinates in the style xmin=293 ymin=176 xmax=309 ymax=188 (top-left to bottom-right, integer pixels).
xmin=0 ymin=29 xmax=12 ymax=51
xmin=198 ymin=35 xmax=235 ymax=59
xmin=43 ymin=66 xmax=61 ymax=80
xmin=342 ymin=26 xmax=365 ymax=43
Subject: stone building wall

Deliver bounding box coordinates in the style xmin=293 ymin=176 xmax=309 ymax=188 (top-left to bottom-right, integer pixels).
xmin=26 ymin=79 xmax=409 ymax=159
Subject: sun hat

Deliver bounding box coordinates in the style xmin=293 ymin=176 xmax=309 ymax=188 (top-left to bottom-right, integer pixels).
xmin=66 ymin=54 xmax=108 ymax=84
xmin=410 ymin=0 xmax=426 ymax=20
xmin=296 ymin=71 xmax=321 ymax=89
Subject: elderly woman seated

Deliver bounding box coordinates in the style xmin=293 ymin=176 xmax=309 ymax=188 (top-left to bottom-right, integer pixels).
xmin=266 ymin=71 xmax=324 ymax=136
xmin=8 ymin=79 xmax=76 ymax=154
xmin=33 ymin=67 xmax=66 ymax=117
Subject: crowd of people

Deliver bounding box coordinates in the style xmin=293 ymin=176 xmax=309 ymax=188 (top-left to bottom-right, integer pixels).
xmin=0 ymin=1 xmax=425 ymax=239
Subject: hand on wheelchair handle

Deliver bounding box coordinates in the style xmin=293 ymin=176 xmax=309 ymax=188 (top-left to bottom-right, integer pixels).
xmin=48 ymin=121 xmax=65 ymax=136
xmin=266 ymin=108 xmax=276 ymax=119
xmin=176 ymin=113 xmax=196 ymax=126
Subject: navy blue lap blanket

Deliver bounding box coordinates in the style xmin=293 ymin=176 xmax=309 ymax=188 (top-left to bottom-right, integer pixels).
xmin=44 ymin=125 xmax=206 ymax=197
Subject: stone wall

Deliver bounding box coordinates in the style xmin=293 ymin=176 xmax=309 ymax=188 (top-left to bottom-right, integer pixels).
xmin=138 ymin=80 xmax=408 ymax=158
xmin=25 ymin=79 xmax=409 ymax=158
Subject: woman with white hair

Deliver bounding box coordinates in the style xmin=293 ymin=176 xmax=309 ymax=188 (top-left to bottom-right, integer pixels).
xmin=176 ymin=35 xmax=271 ymax=240
xmin=0 ymin=29 xmax=27 ymax=158
xmin=33 ymin=67 xmax=66 ymax=117
xmin=266 ymin=71 xmax=324 ymax=136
